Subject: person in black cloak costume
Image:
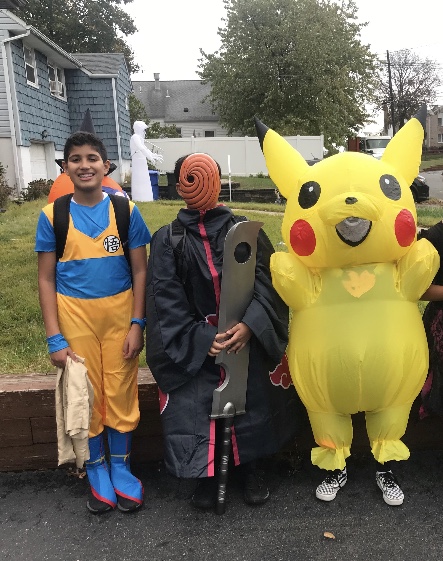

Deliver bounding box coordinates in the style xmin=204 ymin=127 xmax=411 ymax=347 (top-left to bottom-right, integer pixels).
xmin=419 ymin=224 xmax=443 ymax=416
xmin=146 ymin=152 xmax=303 ymax=510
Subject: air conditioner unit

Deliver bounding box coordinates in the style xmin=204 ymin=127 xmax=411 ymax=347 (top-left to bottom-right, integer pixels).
xmin=49 ymin=80 xmax=64 ymax=95
xmin=49 ymin=80 xmax=59 ymax=94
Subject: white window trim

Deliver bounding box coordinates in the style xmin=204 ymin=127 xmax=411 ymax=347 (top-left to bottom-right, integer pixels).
xmin=438 ymin=133 xmax=443 ymax=143
xmin=48 ymin=61 xmax=67 ymax=100
xmin=23 ymin=45 xmax=38 ymax=88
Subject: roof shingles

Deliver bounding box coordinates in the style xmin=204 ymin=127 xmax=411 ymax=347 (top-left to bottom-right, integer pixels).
xmin=70 ymin=53 xmax=127 ymax=75
xmin=133 ymin=80 xmax=218 ymax=123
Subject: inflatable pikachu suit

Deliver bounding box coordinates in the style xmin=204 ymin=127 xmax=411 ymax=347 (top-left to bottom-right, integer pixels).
xmin=255 ymin=106 xmax=439 ymax=471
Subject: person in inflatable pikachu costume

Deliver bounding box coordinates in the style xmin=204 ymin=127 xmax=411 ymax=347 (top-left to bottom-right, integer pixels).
xmin=255 ymin=106 xmax=439 ymax=506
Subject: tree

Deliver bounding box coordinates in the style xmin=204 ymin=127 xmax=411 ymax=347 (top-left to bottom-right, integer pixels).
xmin=198 ymin=0 xmax=378 ymax=148
xmin=145 ymin=122 xmax=181 ymax=139
xmin=128 ymin=95 xmax=180 ymax=138
xmin=377 ymin=49 xmax=441 ymax=133
xmin=15 ymin=0 xmax=139 ymax=73
xmin=128 ymin=93 xmax=149 ymax=127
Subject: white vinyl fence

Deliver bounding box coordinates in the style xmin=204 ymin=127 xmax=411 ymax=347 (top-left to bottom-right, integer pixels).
xmin=144 ymin=135 xmax=324 ymax=176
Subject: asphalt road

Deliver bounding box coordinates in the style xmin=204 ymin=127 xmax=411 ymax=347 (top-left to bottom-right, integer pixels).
xmin=1 ymin=449 xmax=443 ymax=561
xmin=422 ymin=170 xmax=443 ymax=200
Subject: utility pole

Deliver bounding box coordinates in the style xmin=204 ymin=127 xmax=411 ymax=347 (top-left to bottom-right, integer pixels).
xmin=386 ymin=50 xmax=396 ymax=135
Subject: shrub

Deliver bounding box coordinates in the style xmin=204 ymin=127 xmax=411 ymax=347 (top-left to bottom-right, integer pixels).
xmin=21 ymin=178 xmax=53 ymax=201
xmin=0 ymin=162 xmax=13 ymax=209
xmin=121 ymin=171 xmax=131 ymax=192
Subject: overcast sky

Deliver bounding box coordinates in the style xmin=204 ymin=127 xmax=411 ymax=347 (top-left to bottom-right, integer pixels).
xmin=124 ymin=0 xmax=443 ymax=129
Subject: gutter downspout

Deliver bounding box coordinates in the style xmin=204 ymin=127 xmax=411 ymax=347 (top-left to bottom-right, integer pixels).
xmin=111 ymin=77 xmax=123 ymax=182
xmin=1 ymin=30 xmax=30 ymax=194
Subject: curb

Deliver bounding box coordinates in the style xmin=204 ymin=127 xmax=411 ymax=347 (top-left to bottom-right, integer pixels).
xmin=0 ymin=368 xmax=163 ymax=472
xmin=2 ymin=370 xmax=443 ymax=472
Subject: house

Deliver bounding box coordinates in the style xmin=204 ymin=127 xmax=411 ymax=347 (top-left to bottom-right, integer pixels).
xmin=0 ymin=8 xmax=132 ymax=192
xmin=425 ymin=106 xmax=443 ymax=149
xmin=0 ymin=1 xmax=26 ymax=8
xmin=133 ymin=73 xmax=230 ymax=138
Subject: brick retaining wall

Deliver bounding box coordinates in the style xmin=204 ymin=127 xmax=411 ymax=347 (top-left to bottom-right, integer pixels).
xmin=1 ymin=369 xmax=443 ymax=472
xmin=0 ymin=369 xmax=163 ymax=472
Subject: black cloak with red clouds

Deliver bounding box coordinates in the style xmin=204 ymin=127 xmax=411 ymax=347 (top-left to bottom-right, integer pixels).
xmin=146 ymin=205 xmax=303 ymax=478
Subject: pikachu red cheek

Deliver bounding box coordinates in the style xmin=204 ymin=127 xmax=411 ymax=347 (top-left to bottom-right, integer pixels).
xmin=290 ymin=220 xmax=316 ymax=256
xmin=395 ymin=209 xmax=416 ymax=247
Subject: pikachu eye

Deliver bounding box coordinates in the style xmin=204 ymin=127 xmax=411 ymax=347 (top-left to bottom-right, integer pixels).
xmin=379 ymin=174 xmax=401 ymax=201
xmin=299 ymin=181 xmax=321 ymax=209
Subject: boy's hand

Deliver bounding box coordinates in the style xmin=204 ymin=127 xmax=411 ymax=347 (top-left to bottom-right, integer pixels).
xmin=50 ymin=346 xmax=77 ymax=369
xmin=208 ymin=333 xmax=227 ymax=357
xmin=224 ymin=323 xmax=252 ymax=354
xmin=123 ymin=324 xmax=145 ymax=360
xmin=208 ymin=323 xmax=252 ymax=357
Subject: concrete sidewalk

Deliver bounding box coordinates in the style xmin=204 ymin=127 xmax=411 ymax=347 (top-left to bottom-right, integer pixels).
xmin=1 ymin=449 xmax=442 ymax=561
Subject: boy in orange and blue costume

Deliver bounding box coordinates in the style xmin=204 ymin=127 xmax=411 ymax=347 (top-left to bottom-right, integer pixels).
xmin=35 ymin=131 xmax=151 ymax=514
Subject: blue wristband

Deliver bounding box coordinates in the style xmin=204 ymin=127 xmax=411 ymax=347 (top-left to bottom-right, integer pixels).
xmin=47 ymin=333 xmax=69 ymax=354
xmin=131 ymin=317 xmax=146 ymax=330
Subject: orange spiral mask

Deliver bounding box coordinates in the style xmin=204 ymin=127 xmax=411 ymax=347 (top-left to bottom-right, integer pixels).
xmin=178 ymin=153 xmax=221 ymax=210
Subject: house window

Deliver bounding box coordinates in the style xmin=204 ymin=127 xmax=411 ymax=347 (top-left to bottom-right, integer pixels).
xmin=23 ymin=46 xmax=38 ymax=86
xmin=438 ymin=133 xmax=443 ymax=143
xmin=204 ymin=130 xmax=215 ymax=137
xmin=48 ymin=63 xmax=66 ymax=98
xmin=438 ymin=116 xmax=443 ymax=127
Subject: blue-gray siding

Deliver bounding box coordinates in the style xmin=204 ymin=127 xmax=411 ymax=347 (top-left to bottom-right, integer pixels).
xmin=0 ymin=30 xmax=9 ymax=137
xmin=65 ymin=70 xmax=119 ymax=160
xmin=115 ymin=61 xmax=131 ymax=159
xmin=11 ymin=40 xmax=71 ymax=149
xmin=1 ymin=10 xmax=133 ymax=160
xmin=0 ymin=12 xmax=21 ymax=138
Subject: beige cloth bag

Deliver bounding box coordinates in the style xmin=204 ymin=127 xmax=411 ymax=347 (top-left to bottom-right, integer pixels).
xmin=55 ymin=356 xmax=94 ymax=468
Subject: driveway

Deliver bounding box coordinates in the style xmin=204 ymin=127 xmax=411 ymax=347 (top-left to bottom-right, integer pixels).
xmin=421 ymin=170 xmax=443 ymax=200
xmin=1 ymin=450 xmax=443 ymax=561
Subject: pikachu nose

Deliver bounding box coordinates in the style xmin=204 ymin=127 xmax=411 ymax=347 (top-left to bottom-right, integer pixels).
xmin=345 ymin=197 xmax=358 ymax=204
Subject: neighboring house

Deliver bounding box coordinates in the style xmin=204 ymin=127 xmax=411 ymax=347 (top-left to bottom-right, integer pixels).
xmin=426 ymin=106 xmax=443 ymax=149
xmin=133 ymin=73 xmax=231 ymax=138
xmin=0 ymin=1 xmax=26 ymax=8
xmin=0 ymin=8 xmax=132 ymax=192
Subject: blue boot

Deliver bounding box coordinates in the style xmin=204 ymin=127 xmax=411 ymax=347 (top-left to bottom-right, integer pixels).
xmin=107 ymin=427 xmax=144 ymax=512
xmin=85 ymin=432 xmax=117 ymax=514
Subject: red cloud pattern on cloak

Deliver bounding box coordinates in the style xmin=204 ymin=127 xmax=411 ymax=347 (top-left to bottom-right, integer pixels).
xmin=269 ymin=354 xmax=293 ymax=389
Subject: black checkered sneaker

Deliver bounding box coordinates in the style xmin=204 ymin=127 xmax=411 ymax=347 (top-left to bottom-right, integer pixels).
xmin=315 ymin=467 xmax=347 ymax=501
xmin=376 ymin=470 xmax=404 ymax=506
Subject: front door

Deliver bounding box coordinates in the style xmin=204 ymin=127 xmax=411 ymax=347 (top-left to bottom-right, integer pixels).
xmin=30 ymin=142 xmax=48 ymax=181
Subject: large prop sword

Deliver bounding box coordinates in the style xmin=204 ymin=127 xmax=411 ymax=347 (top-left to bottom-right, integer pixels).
xmin=210 ymin=220 xmax=263 ymax=514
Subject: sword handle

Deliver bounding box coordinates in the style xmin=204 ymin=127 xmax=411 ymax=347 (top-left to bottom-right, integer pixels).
xmin=215 ymin=403 xmax=235 ymax=515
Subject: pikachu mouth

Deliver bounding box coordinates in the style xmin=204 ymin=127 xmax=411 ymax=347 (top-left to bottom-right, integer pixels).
xmin=335 ymin=217 xmax=372 ymax=247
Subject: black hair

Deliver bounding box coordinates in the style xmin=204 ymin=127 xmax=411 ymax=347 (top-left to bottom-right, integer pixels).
xmin=174 ymin=153 xmax=221 ymax=183
xmin=63 ymin=131 xmax=108 ymax=162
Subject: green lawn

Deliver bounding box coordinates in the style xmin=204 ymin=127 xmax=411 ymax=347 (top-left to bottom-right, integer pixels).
xmin=0 ymin=200 xmax=285 ymax=374
xmin=421 ymin=158 xmax=443 ymax=171
xmin=421 ymin=151 xmax=443 ymax=168
xmin=1 ymin=198 xmax=442 ymax=375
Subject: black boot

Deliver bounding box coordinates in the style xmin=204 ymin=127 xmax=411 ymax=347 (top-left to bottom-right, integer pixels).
xmin=241 ymin=462 xmax=270 ymax=506
xmin=191 ymin=477 xmax=217 ymax=510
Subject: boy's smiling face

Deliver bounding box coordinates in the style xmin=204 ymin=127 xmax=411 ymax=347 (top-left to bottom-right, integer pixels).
xmin=63 ymin=144 xmax=110 ymax=194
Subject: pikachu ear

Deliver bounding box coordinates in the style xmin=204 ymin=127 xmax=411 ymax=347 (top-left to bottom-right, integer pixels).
xmin=255 ymin=117 xmax=310 ymax=199
xmin=381 ymin=105 xmax=426 ymax=186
